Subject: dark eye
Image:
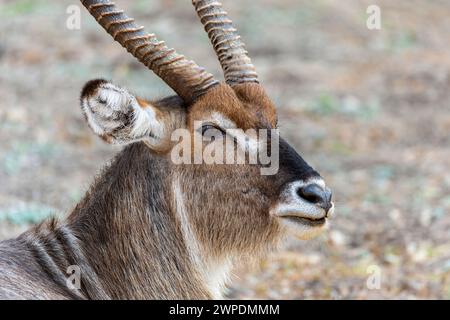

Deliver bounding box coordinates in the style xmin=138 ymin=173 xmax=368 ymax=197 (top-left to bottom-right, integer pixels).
xmin=202 ymin=123 xmax=225 ymax=135
xmin=201 ymin=124 xmax=225 ymax=137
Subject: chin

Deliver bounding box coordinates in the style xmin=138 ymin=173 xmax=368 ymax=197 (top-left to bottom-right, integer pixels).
xmin=279 ymin=217 xmax=329 ymax=240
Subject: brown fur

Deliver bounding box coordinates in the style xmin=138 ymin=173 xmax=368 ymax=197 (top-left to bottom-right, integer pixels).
xmin=0 ymin=81 xmax=326 ymax=299
xmin=0 ymin=144 xmax=211 ymax=299
xmin=189 ymin=84 xmax=277 ymax=131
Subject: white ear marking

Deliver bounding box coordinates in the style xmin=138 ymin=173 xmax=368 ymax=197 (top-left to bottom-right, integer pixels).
xmin=80 ymin=80 xmax=165 ymax=145
xmin=81 ymin=99 xmax=105 ymax=136
xmin=97 ymin=83 xmax=130 ymax=111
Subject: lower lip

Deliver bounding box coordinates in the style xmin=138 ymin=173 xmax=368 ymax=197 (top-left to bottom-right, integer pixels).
xmin=281 ymin=216 xmax=326 ymax=227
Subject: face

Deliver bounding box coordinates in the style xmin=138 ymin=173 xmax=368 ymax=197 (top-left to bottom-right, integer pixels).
xmin=169 ymin=83 xmax=334 ymax=256
xmin=80 ymin=79 xmax=334 ymax=258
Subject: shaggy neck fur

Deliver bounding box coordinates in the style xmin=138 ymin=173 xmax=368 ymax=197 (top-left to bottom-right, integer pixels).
xmin=65 ymin=142 xmax=223 ymax=299
xmin=0 ymin=142 xmax=256 ymax=299
xmin=172 ymin=177 xmax=232 ymax=299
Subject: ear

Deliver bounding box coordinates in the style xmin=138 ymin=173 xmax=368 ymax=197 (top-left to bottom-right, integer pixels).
xmin=80 ymin=79 xmax=184 ymax=148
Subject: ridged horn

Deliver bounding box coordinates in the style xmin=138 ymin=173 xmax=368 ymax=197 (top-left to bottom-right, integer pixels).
xmin=192 ymin=0 xmax=259 ymax=85
xmin=80 ymin=0 xmax=219 ymax=103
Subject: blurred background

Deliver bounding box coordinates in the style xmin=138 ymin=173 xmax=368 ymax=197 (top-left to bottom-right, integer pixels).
xmin=1 ymin=0 xmax=450 ymax=299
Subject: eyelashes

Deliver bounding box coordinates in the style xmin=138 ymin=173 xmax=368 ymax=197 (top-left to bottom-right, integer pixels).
xmin=200 ymin=123 xmax=226 ymax=137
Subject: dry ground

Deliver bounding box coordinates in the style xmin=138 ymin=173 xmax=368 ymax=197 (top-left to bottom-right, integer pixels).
xmin=0 ymin=0 xmax=449 ymax=299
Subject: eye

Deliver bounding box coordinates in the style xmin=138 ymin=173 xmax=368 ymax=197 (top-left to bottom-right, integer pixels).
xmin=200 ymin=123 xmax=226 ymax=139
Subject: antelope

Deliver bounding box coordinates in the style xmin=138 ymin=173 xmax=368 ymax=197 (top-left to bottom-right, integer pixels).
xmin=0 ymin=0 xmax=334 ymax=299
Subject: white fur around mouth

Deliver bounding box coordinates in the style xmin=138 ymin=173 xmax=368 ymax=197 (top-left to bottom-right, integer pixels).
xmin=272 ymin=200 xmax=335 ymax=239
xmin=271 ymin=201 xmax=328 ymax=221
xmin=271 ymin=193 xmax=334 ymax=240
xmin=275 ymin=201 xmax=335 ymax=225
xmin=271 ymin=200 xmax=334 ymax=232
xmin=273 ymin=178 xmax=335 ymax=221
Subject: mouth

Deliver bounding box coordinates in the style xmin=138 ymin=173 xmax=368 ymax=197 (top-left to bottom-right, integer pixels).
xmin=271 ymin=202 xmax=334 ymax=240
xmin=275 ymin=212 xmax=328 ymax=240
xmin=281 ymin=215 xmax=327 ymax=227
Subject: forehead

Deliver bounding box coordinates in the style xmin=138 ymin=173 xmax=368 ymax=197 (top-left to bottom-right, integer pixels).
xmin=188 ymin=83 xmax=277 ymax=129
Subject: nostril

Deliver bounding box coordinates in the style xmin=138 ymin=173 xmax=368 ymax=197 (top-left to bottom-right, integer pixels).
xmin=297 ymin=188 xmax=322 ymax=204
xmin=297 ymin=184 xmax=332 ymax=211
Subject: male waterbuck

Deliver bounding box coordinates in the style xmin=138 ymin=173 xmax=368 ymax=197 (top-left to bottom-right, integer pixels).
xmin=0 ymin=0 xmax=334 ymax=299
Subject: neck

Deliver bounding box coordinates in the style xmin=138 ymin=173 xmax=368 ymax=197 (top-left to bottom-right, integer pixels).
xmin=172 ymin=176 xmax=232 ymax=299
xmin=61 ymin=142 xmax=228 ymax=299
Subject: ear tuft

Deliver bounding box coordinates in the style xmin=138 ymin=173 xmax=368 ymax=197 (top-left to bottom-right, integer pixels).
xmin=80 ymin=79 xmax=108 ymax=101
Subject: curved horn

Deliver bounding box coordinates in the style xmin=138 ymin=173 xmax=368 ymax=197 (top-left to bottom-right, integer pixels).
xmin=81 ymin=0 xmax=219 ymax=103
xmin=192 ymin=0 xmax=259 ymax=85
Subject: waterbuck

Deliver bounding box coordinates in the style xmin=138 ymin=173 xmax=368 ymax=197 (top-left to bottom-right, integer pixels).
xmin=0 ymin=0 xmax=334 ymax=299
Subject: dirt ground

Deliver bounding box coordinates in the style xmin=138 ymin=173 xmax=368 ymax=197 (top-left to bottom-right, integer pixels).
xmin=0 ymin=0 xmax=449 ymax=299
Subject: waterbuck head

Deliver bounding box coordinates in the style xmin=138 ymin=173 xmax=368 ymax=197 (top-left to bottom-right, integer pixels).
xmin=80 ymin=0 xmax=334 ymax=261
